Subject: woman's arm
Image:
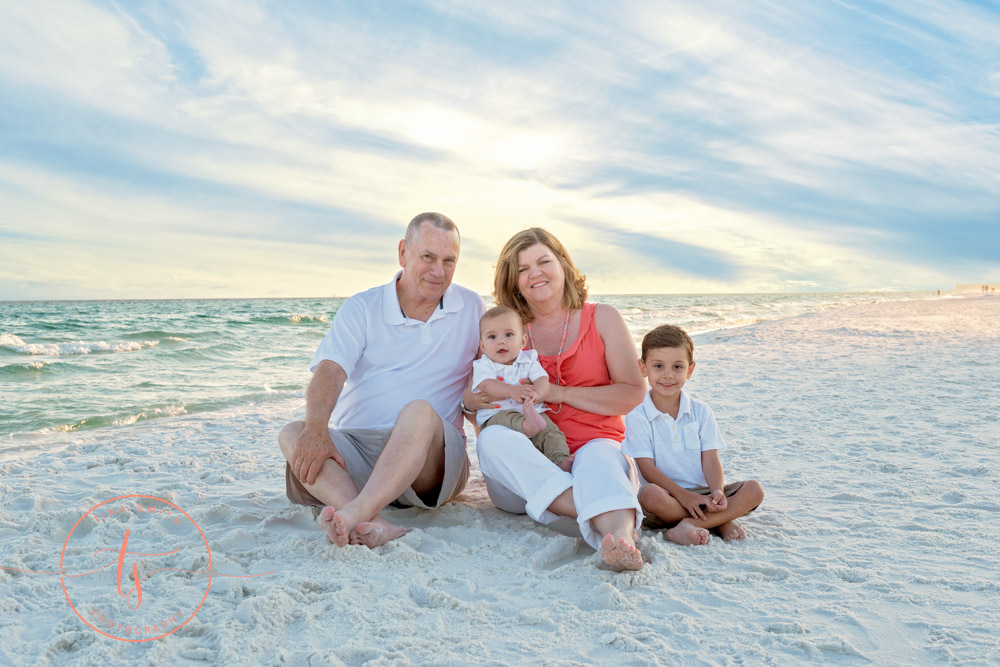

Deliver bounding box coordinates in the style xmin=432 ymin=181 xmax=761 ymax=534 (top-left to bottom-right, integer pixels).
xmin=547 ymin=303 xmax=646 ymax=415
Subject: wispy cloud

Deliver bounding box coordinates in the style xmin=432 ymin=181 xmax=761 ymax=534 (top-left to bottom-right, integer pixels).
xmin=1 ymin=0 xmax=997 ymax=299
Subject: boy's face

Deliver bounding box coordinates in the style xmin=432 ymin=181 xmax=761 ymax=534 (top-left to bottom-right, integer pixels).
xmin=639 ymin=346 xmax=695 ymax=401
xmin=480 ymin=312 xmax=527 ymax=365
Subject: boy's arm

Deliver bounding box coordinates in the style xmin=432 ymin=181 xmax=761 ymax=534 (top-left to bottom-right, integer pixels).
xmin=635 ymin=457 xmax=708 ymax=521
xmin=701 ymin=449 xmax=727 ymax=511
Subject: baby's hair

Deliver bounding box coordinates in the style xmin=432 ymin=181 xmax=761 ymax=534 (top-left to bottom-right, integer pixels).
xmin=480 ymin=305 xmax=522 ymax=335
xmin=641 ymin=324 xmax=694 ymax=363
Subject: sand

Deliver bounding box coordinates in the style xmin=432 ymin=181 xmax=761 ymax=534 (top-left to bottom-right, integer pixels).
xmin=2 ymin=295 xmax=998 ymax=665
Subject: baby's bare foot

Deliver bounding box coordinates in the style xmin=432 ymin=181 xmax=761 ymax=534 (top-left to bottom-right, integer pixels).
xmin=600 ymin=533 xmax=643 ymax=572
xmin=666 ymin=519 xmax=710 ymax=546
xmin=349 ymin=520 xmax=408 ymax=548
xmin=716 ymin=520 xmax=746 ymax=541
xmin=521 ymin=398 xmax=545 ymax=437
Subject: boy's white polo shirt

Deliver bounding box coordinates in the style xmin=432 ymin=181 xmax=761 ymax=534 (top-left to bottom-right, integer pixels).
xmin=310 ymin=272 xmax=485 ymax=432
xmin=621 ymin=389 xmax=726 ymax=489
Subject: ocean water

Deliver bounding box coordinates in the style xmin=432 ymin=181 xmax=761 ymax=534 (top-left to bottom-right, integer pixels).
xmin=1 ymin=292 xmax=934 ymax=444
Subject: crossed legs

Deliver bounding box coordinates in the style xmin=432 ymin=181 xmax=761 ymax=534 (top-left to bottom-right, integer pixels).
xmin=278 ymin=400 xmax=448 ymax=548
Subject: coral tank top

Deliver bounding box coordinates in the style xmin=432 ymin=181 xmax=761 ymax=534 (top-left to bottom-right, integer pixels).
xmin=529 ymin=302 xmax=625 ymax=453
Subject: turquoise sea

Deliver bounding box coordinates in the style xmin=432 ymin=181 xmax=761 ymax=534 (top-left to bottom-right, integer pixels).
xmin=1 ymin=292 xmax=935 ymax=444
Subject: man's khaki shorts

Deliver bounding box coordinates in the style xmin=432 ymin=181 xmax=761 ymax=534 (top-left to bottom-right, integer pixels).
xmin=285 ymin=414 xmax=469 ymax=510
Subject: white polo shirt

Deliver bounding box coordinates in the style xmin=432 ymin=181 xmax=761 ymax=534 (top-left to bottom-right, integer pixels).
xmin=621 ymin=389 xmax=726 ymax=489
xmin=311 ymin=272 xmax=485 ymax=433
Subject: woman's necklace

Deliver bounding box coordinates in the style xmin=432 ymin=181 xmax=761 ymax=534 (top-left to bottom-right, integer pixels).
xmin=525 ymin=309 xmax=571 ymax=414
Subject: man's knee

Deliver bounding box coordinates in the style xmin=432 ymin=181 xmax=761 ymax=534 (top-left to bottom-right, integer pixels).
xmin=397 ymin=399 xmax=438 ymax=425
xmin=278 ymin=421 xmax=305 ymax=459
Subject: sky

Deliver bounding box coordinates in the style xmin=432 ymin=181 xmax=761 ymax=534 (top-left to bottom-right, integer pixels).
xmin=1 ymin=1 xmax=998 ymax=300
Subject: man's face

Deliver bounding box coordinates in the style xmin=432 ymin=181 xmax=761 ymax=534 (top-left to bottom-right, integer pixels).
xmin=398 ymin=223 xmax=460 ymax=303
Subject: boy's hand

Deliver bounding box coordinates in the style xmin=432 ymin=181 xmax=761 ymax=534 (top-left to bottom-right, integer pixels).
xmin=675 ymin=489 xmax=708 ymax=521
xmin=706 ymin=490 xmax=727 ymax=512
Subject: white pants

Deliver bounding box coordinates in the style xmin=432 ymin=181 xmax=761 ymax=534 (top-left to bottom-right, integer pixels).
xmin=476 ymin=425 xmax=643 ymax=550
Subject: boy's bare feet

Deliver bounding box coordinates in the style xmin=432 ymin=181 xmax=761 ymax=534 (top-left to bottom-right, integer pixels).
xmin=715 ymin=520 xmax=746 ymax=541
xmin=521 ymin=397 xmax=545 ymax=437
xmin=600 ymin=533 xmax=643 ymax=571
xmin=665 ymin=519 xmax=710 ymax=546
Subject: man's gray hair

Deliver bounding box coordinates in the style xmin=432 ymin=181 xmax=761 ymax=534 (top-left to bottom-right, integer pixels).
xmin=404 ymin=212 xmax=460 ymax=244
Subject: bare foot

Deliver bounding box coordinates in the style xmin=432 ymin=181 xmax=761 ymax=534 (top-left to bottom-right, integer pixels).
xmin=318 ymin=505 xmax=364 ymax=547
xmin=349 ymin=519 xmax=408 ymax=548
xmin=318 ymin=506 xmax=341 ymax=544
xmin=521 ymin=398 xmax=545 ymax=437
xmin=600 ymin=533 xmax=643 ymax=572
xmin=665 ymin=519 xmax=710 ymax=546
xmin=715 ymin=520 xmax=746 ymax=541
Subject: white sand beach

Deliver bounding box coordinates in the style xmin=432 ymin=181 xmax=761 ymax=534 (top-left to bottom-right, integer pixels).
xmin=2 ymin=295 xmax=998 ymax=665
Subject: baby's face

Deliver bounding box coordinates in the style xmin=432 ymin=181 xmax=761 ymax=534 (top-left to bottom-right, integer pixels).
xmin=479 ymin=312 xmax=527 ymax=365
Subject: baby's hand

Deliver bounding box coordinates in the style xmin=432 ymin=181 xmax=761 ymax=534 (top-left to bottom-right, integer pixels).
xmin=706 ymin=490 xmax=727 ymax=512
xmin=510 ymin=385 xmax=537 ymax=404
xmin=676 ymin=490 xmax=708 ymax=521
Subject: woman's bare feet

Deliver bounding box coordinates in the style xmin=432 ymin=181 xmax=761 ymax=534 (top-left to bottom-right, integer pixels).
xmin=600 ymin=533 xmax=643 ymax=571
xmin=715 ymin=520 xmax=746 ymax=541
xmin=521 ymin=397 xmax=545 ymax=437
xmin=665 ymin=519 xmax=710 ymax=546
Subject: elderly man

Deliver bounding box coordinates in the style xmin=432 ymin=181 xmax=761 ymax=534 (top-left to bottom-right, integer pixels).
xmin=279 ymin=212 xmax=484 ymax=547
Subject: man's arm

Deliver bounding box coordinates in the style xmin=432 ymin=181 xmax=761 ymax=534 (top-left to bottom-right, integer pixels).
xmin=292 ymin=359 xmax=348 ymax=485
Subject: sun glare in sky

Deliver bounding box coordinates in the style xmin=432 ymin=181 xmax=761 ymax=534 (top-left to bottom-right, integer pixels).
xmin=0 ymin=1 xmax=998 ymax=299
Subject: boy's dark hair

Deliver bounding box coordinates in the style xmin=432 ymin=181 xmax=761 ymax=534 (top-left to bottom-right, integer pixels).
xmin=641 ymin=324 xmax=694 ymax=363
xmin=479 ymin=305 xmax=522 ymax=334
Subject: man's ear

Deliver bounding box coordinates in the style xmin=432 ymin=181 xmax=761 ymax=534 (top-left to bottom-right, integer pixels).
xmin=398 ymin=239 xmax=407 ymax=268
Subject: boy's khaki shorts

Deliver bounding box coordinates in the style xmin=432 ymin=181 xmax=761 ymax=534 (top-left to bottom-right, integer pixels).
xmin=285 ymin=414 xmax=469 ymax=510
xmin=639 ymin=480 xmax=747 ymax=530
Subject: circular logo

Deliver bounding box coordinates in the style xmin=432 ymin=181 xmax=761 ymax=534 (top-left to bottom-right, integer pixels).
xmin=60 ymin=495 xmax=212 ymax=642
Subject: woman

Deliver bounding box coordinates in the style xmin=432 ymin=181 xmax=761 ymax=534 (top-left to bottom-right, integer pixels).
xmin=468 ymin=228 xmax=647 ymax=571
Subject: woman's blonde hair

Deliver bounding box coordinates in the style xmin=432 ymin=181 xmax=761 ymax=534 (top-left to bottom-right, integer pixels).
xmin=492 ymin=228 xmax=588 ymax=322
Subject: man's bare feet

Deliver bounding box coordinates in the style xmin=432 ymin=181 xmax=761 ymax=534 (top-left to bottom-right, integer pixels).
xmin=665 ymin=519 xmax=710 ymax=546
xmin=349 ymin=520 xmax=408 ymax=548
xmin=318 ymin=505 xmax=365 ymax=547
xmin=715 ymin=520 xmax=746 ymax=541
xmin=600 ymin=533 xmax=643 ymax=572
xmin=521 ymin=398 xmax=545 ymax=437
xmin=319 ymin=507 xmax=407 ymax=548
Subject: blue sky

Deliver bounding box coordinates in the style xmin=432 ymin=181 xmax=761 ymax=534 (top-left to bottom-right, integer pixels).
xmin=1 ymin=1 xmax=998 ymax=299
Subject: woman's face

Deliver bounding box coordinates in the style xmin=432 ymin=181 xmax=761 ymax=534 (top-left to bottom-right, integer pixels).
xmin=516 ymin=243 xmax=565 ymax=307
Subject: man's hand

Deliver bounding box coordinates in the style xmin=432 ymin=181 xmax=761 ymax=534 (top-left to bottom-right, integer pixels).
xmin=705 ymin=490 xmax=728 ymax=512
xmin=292 ymin=422 xmax=345 ymax=485
xmin=674 ymin=489 xmax=708 ymax=521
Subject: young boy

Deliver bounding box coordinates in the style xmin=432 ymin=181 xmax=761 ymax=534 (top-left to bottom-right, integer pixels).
xmin=471 ymin=306 xmax=570 ymax=466
xmin=622 ymin=324 xmax=764 ymax=546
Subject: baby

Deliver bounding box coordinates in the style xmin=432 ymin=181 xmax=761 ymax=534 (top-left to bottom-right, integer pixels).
xmin=471 ymin=306 xmax=570 ymax=465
